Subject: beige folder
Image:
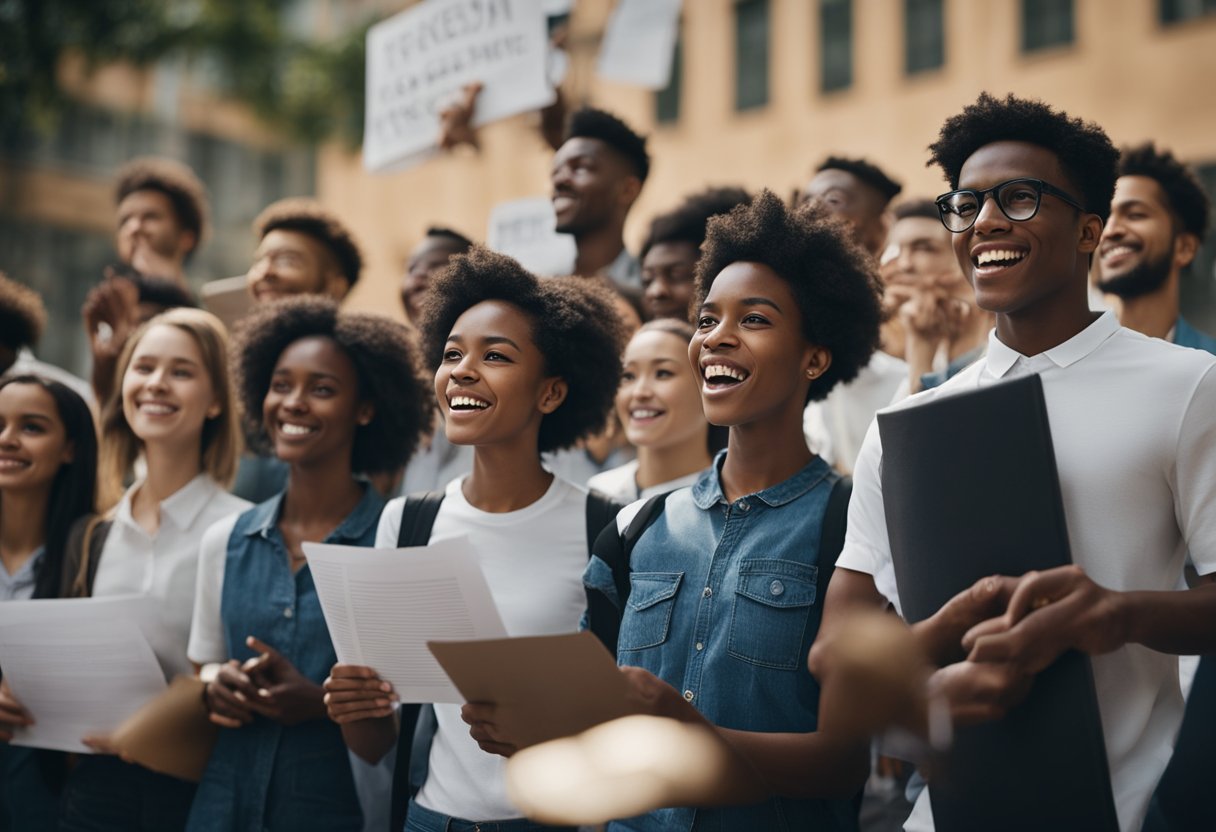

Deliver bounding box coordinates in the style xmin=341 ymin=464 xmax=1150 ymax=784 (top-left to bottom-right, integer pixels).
xmin=111 ymin=675 xmax=218 ymax=782
xmin=428 ymin=631 xmax=638 ymax=749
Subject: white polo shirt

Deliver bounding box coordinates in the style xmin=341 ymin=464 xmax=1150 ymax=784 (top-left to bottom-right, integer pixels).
xmin=92 ymin=474 xmax=250 ymax=679
xmin=837 ymin=312 xmax=1216 ymax=832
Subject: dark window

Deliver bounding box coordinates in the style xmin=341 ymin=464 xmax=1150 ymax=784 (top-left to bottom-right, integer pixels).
xmin=656 ymin=34 xmax=683 ymax=124
xmin=735 ymin=0 xmax=770 ymax=111
xmin=1022 ymin=0 xmax=1074 ymax=51
xmin=905 ymin=0 xmax=945 ymax=75
xmin=1160 ymin=0 xmax=1216 ymax=24
xmin=820 ymin=0 xmax=853 ymax=92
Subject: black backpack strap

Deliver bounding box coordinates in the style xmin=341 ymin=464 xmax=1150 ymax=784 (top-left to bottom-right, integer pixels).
xmin=584 ymin=488 xmax=624 ymax=558
xmin=586 ymin=492 xmax=669 ymax=653
xmin=817 ymin=475 xmax=852 ymax=574
xmin=389 ymin=491 xmax=445 ymax=832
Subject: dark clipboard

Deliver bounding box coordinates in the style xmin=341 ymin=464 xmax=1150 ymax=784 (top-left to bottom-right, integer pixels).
xmin=877 ymin=374 xmax=1119 ymax=832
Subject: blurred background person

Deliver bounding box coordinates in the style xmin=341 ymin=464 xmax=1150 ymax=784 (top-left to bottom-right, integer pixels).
xmin=0 ymin=273 xmax=93 ymax=404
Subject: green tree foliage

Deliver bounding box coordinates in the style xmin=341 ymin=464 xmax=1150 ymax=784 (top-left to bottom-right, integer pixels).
xmin=0 ymin=0 xmax=375 ymax=146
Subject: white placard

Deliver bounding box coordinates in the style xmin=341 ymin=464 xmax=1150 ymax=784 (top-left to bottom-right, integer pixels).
xmin=597 ymin=0 xmax=682 ymax=90
xmin=303 ymin=536 xmax=506 ymax=704
xmin=486 ymin=196 xmax=577 ymax=276
xmin=0 ymin=596 xmax=166 ymax=753
xmin=364 ymin=0 xmax=555 ymax=172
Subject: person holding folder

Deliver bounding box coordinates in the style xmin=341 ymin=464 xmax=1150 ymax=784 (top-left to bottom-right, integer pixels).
xmin=573 ymin=191 xmax=884 ymax=830
xmin=0 ymin=375 xmax=98 ymax=829
xmin=186 ymin=297 xmax=432 ymax=832
xmin=323 ymin=248 xmax=626 ymax=832
xmin=819 ymin=93 xmax=1216 ymax=832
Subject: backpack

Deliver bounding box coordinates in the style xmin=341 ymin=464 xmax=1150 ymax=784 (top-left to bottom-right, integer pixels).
xmin=387 ymin=488 xmax=622 ymax=832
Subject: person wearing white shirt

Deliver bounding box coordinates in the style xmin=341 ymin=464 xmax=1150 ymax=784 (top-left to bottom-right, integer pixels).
xmin=58 ymin=308 xmax=247 ymax=832
xmin=816 ymin=93 xmax=1216 ymax=832
xmin=588 ymin=319 xmax=723 ymax=504
xmin=323 ymin=248 xmax=626 ymax=832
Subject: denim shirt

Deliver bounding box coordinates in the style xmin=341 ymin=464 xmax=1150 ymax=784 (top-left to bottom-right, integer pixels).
xmin=187 ymin=485 xmax=385 ymax=832
xmin=586 ymin=453 xmax=857 ymax=832
xmin=1174 ymin=316 xmax=1216 ymax=356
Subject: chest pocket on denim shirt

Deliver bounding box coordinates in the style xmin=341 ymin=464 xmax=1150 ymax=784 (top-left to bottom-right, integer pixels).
xmin=619 ymin=572 xmax=683 ymax=652
xmin=728 ymin=559 xmax=818 ymax=669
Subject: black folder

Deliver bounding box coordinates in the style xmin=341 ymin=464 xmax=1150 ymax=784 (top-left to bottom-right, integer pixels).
xmin=877 ymin=374 xmax=1119 ymax=832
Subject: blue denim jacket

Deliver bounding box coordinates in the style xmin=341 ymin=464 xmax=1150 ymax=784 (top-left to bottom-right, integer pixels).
xmin=187 ymin=485 xmax=384 ymax=832
xmin=585 ymin=453 xmax=857 ymax=832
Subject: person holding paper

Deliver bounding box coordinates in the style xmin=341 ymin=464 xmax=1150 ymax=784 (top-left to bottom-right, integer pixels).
xmin=819 ymin=93 xmax=1216 ymax=832
xmin=55 ymin=308 xmax=248 ymax=832
xmin=0 ymin=375 xmax=97 ymax=829
xmin=587 ymin=318 xmax=725 ymax=504
xmin=187 ymin=297 xmax=433 ymax=832
xmin=324 ymin=247 xmax=626 ymax=832
xmin=574 ymin=192 xmax=885 ymax=830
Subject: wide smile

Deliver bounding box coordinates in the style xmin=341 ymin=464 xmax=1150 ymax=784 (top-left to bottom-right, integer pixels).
xmin=136 ymin=400 xmax=179 ymax=417
xmin=0 ymin=457 xmax=32 ymax=472
xmin=628 ymin=406 xmax=667 ymax=425
xmin=447 ymin=393 xmax=492 ymax=417
xmin=1100 ymin=243 xmax=1140 ymax=269
xmin=970 ymin=244 xmax=1030 ymax=277
xmin=276 ymin=420 xmax=319 ymax=441
xmin=700 ymin=359 xmax=751 ymax=394
xmin=552 ymin=194 xmax=577 ymax=215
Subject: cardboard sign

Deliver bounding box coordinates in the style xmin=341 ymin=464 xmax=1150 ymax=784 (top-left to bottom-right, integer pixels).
xmin=364 ymin=0 xmax=555 ymax=171
xmin=486 ymin=196 xmax=577 ymax=276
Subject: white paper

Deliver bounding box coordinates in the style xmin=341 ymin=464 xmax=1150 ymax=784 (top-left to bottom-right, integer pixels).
xmin=303 ymin=537 xmax=506 ymax=703
xmin=0 ymin=596 xmax=167 ymax=753
xmin=486 ymin=196 xmax=577 ymax=276
xmin=363 ymin=0 xmax=555 ymax=172
xmin=597 ymin=0 xmax=682 ymax=89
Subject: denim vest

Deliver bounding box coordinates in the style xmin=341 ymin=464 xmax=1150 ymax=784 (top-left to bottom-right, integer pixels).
xmin=591 ymin=454 xmax=857 ymax=832
xmin=187 ymin=486 xmax=384 ymax=832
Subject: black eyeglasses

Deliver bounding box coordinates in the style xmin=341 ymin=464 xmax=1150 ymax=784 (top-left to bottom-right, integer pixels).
xmin=935 ymin=178 xmax=1088 ymax=233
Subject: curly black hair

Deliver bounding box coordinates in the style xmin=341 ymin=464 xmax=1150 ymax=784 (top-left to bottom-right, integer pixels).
xmin=564 ymin=107 xmax=651 ymax=183
xmin=1118 ymin=142 xmax=1210 ymax=238
xmin=254 ymin=198 xmax=364 ymax=287
xmin=425 ymin=226 xmax=476 ymax=251
xmin=891 ymin=198 xmax=941 ymax=223
xmin=419 ymin=247 xmax=626 ymax=454
xmin=641 ymin=186 xmax=753 ymax=260
xmin=927 ymin=92 xmax=1119 ymax=224
xmin=115 ymin=157 xmax=209 ymax=251
xmin=817 ymin=156 xmax=903 ymax=204
xmin=0 ymin=272 xmax=47 ymax=352
xmin=695 ymin=190 xmax=883 ymax=404
xmin=232 ymin=296 xmax=434 ymax=475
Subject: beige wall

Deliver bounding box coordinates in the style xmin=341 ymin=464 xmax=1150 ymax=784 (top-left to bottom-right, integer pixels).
xmin=330 ymin=0 xmax=1216 ymax=320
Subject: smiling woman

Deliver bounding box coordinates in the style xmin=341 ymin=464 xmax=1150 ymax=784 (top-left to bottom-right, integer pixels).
xmin=185 ymin=296 xmax=433 ymax=832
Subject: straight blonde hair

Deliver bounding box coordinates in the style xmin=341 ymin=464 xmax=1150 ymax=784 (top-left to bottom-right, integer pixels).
xmin=98 ymin=308 xmax=242 ymax=509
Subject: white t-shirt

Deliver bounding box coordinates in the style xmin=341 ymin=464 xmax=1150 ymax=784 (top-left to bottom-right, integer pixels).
xmin=836 ymin=313 xmax=1216 ymax=832
xmin=586 ymin=459 xmax=704 ymax=504
xmin=92 ymin=474 xmax=250 ymax=679
xmin=376 ymin=475 xmax=590 ymax=821
xmin=804 ymin=349 xmax=908 ymax=473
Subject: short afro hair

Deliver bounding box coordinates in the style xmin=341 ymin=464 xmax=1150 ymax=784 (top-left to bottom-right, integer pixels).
xmin=817 ymin=156 xmax=903 ymax=204
xmin=695 ymin=190 xmax=883 ymax=404
xmin=891 ymin=198 xmax=941 ymax=223
xmin=0 ymin=272 xmax=47 ymax=352
xmin=419 ymin=247 xmax=626 ymax=454
xmin=255 ymin=198 xmax=364 ymax=287
xmin=641 ymin=186 xmax=753 ymax=260
xmin=564 ymin=107 xmax=650 ymax=183
xmin=232 ymin=296 xmax=433 ymax=476
xmin=115 ymin=157 xmax=209 ymax=252
xmin=927 ymin=92 xmax=1119 ymax=224
xmin=1118 ymin=143 xmax=1210 ymax=238
xmin=426 ymin=226 xmax=476 ymax=251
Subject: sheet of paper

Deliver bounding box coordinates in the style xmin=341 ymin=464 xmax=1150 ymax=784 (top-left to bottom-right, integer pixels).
xmin=363 ymin=0 xmax=555 ymax=172
xmin=429 ymin=632 xmax=638 ymax=748
xmin=303 ymin=536 xmax=506 ymax=703
xmin=597 ymin=0 xmax=682 ymax=89
xmin=486 ymin=196 xmax=577 ymax=277
xmin=0 ymin=596 xmax=167 ymax=753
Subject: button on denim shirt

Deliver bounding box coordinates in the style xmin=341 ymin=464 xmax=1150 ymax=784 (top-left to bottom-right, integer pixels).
xmin=187 ymin=486 xmax=384 ymax=832
xmin=586 ymin=454 xmax=858 ymax=832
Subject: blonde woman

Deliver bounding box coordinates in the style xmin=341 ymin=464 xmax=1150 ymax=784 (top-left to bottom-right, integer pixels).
xmin=59 ymin=307 xmax=249 ymax=832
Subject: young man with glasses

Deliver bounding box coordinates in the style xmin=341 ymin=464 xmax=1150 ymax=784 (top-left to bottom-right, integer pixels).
xmin=817 ymin=92 xmax=1216 ymax=831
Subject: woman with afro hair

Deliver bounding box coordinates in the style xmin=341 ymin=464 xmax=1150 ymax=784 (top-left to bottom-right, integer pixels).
xmin=323 ymin=247 xmax=626 ymax=832
xmin=580 ymin=190 xmax=884 ymax=831
xmin=186 ymin=296 xmax=433 ymax=832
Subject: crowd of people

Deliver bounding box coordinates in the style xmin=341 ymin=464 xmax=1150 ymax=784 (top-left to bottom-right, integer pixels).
xmin=0 ymin=88 xmax=1213 ymax=832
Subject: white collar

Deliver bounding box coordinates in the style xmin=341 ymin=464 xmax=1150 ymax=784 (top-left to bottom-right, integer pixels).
xmin=985 ymin=312 xmax=1120 ymax=379
xmin=114 ymin=473 xmax=219 ymax=532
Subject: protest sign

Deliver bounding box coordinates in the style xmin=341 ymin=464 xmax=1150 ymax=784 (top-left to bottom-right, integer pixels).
xmin=364 ymin=0 xmax=554 ymax=172
xmin=597 ymin=0 xmax=682 ymax=90
xmin=487 ymin=197 xmax=577 ymax=277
